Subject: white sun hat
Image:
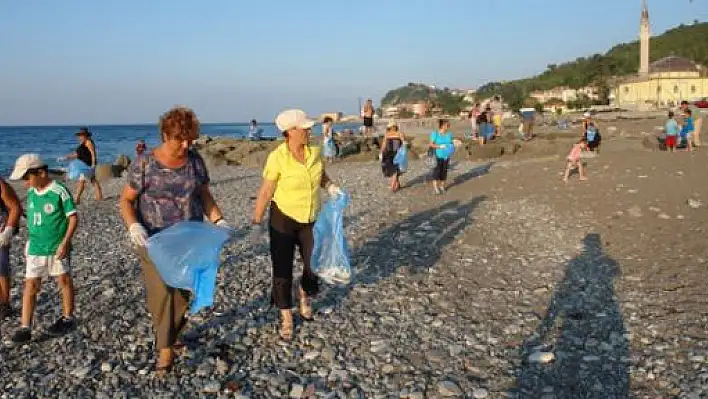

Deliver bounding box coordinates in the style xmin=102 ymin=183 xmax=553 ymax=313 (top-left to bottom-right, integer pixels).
xmin=275 ymin=109 xmax=316 ymax=132
xmin=9 ymin=153 xmax=46 ymax=180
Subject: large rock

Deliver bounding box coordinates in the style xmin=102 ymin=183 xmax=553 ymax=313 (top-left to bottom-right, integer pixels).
xmin=113 ymin=154 xmax=132 ymax=176
xmin=94 ymin=164 xmax=114 ymax=181
xmin=467 ymin=143 xmax=506 ymax=160
xmin=203 ymin=142 xmax=233 ymax=156
xmin=642 ymin=135 xmax=662 ymax=150
xmin=114 ymin=154 xmax=131 ymax=169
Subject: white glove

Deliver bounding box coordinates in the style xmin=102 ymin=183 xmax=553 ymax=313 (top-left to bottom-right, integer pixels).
xmin=128 ymin=223 xmax=148 ymax=247
xmin=57 ymin=156 xmax=67 ymax=162
xmin=215 ymin=219 xmax=233 ymax=230
xmin=327 ymin=184 xmax=343 ymax=197
xmin=0 ymin=227 xmax=13 ymax=247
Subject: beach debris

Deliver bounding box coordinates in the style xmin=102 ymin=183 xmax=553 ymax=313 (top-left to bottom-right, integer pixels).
xmin=687 ymin=198 xmax=703 ymax=209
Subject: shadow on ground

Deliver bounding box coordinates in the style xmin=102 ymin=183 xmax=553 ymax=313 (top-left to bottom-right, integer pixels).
xmin=182 ymin=196 xmax=486 ymax=386
xmin=510 ymin=233 xmax=629 ymax=398
xmin=406 ymin=162 xmax=493 ymax=189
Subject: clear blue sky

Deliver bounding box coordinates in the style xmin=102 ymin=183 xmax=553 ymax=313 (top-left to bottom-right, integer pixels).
xmin=0 ymin=0 xmax=705 ymax=125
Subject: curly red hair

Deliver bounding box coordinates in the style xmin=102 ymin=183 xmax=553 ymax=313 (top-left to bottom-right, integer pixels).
xmin=159 ymin=106 xmax=200 ymax=140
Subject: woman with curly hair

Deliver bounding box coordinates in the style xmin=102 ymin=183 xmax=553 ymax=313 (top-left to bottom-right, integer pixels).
xmin=119 ymin=106 xmax=232 ymax=374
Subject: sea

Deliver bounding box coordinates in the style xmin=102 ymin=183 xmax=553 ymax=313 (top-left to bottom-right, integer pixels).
xmin=0 ymin=122 xmax=360 ymax=176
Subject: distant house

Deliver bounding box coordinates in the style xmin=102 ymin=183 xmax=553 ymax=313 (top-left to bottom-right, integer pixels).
xmin=382 ymin=106 xmax=399 ymax=118
xmin=530 ymin=87 xmax=579 ymax=104
xmin=544 ymin=98 xmax=568 ymax=114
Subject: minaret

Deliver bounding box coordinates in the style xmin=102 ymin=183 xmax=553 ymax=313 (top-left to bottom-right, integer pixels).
xmin=639 ymin=0 xmax=650 ymax=76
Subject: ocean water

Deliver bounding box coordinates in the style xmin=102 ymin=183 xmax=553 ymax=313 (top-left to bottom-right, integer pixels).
xmin=0 ymin=122 xmax=357 ymax=176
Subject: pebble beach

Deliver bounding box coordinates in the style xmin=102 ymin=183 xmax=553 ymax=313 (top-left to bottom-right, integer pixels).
xmin=0 ymin=118 xmax=707 ymax=398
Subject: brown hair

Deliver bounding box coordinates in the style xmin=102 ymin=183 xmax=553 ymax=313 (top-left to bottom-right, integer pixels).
xmin=159 ymin=106 xmax=200 ymax=140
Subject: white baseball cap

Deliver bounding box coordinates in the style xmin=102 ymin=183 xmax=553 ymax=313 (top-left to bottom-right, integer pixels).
xmin=9 ymin=153 xmax=46 ymax=180
xmin=275 ymin=109 xmax=316 ymax=132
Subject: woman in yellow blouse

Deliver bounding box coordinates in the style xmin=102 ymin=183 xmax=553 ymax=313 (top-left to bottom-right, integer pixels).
xmin=252 ymin=109 xmax=342 ymax=341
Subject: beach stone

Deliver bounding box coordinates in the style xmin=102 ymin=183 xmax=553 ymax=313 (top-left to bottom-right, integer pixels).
xmin=437 ymin=381 xmax=463 ymax=397
xmin=290 ymin=384 xmax=304 ymax=398
xmin=71 ymin=367 xmax=91 ymax=379
xmin=627 ymin=206 xmax=643 ymax=218
xmin=642 ymin=136 xmax=660 ymax=150
xmin=203 ymin=381 xmax=221 ymax=394
xmin=472 ymin=388 xmax=489 ymax=398
xmin=94 ymin=164 xmax=113 ymax=181
xmin=529 ymin=352 xmax=555 ymax=364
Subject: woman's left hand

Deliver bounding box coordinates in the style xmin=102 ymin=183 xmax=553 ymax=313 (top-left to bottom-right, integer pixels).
xmin=327 ymin=184 xmax=343 ymax=197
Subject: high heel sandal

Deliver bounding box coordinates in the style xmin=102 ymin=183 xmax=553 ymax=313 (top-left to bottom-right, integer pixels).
xmin=279 ymin=315 xmax=294 ymax=341
xmin=299 ymin=297 xmax=314 ymax=322
xmin=155 ymin=349 xmax=174 ymax=377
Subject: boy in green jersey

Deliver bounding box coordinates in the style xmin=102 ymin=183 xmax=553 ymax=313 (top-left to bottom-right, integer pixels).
xmin=8 ymin=154 xmax=78 ymax=343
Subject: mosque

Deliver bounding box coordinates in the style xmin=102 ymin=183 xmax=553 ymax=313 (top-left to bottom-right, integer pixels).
xmin=612 ymin=1 xmax=708 ymax=109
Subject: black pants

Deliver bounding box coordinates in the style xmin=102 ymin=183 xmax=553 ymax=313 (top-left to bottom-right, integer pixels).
xmin=432 ymin=157 xmax=450 ymax=181
xmin=269 ymin=203 xmax=319 ymax=309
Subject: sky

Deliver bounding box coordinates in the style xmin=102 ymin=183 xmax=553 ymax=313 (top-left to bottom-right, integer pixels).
xmin=0 ymin=0 xmax=706 ymax=126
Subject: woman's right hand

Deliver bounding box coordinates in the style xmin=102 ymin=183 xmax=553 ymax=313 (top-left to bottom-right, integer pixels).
xmin=248 ymin=222 xmax=266 ymax=242
xmin=128 ymin=223 xmax=148 ymax=247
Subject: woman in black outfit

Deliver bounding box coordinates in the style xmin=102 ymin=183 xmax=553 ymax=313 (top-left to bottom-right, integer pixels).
xmin=379 ymin=122 xmax=406 ymax=192
xmin=64 ymin=127 xmax=103 ymax=204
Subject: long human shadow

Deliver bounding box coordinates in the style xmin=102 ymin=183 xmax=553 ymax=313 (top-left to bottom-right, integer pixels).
xmin=405 ymin=162 xmax=493 ymax=189
xmin=511 ymin=233 xmax=629 ymax=398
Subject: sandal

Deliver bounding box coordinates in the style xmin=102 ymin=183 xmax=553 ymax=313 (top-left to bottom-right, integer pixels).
xmin=279 ymin=315 xmax=294 ymax=341
xmin=155 ymin=349 xmax=174 ymax=377
xmin=298 ymin=288 xmax=315 ymax=322
xmin=299 ymin=297 xmax=314 ymax=322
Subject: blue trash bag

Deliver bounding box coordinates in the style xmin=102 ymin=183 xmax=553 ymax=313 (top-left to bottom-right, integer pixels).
xmin=146 ymin=221 xmax=231 ymax=313
xmin=323 ymin=137 xmax=336 ymax=158
xmin=67 ymin=160 xmax=94 ymax=181
xmin=393 ymin=145 xmax=408 ymax=172
xmin=311 ymin=191 xmax=352 ymax=285
xmin=443 ymin=143 xmax=456 ymax=158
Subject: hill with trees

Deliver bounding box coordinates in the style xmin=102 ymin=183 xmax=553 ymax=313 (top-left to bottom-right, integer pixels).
xmin=380 ymin=83 xmax=471 ymax=116
xmin=475 ymin=21 xmax=708 ymax=111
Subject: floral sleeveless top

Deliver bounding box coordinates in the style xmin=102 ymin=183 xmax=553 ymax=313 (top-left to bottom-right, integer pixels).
xmin=127 ymin=150 xmax=210 ymax=235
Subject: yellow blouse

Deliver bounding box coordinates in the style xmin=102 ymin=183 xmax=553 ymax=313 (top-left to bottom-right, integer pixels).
xmin=263 ymin=143 xmax=323 ymax=223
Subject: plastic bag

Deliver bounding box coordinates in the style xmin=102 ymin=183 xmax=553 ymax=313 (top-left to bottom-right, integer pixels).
xmin=323 ymin=137 xmax=336 ymax=158
xmin=311 ymin=191 xmax=352 ymax=285
xmin=146 ymin=221 xmax=231 ymax=313
xmin=393 ymin=145 xmax=408 ymax=172
xmin=67 ymin=160 xmax=94 ymax=181
xmin=443 ymin=143 xmax=456 ymax=158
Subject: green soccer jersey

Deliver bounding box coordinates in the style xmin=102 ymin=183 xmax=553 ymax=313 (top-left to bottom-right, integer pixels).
xmin=26 ymin=180 xmax=77 ymax=256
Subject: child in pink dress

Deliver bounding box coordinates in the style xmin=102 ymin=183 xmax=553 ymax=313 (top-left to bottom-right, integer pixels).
xmin=563 ymin=139 xmax=588 ymax=182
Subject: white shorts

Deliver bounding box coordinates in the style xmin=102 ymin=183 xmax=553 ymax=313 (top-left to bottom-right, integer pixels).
xmin=78 ymin=172 xmax=94 ymax=182
xmin=25 ymin=243 xmax=71 ymax=279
